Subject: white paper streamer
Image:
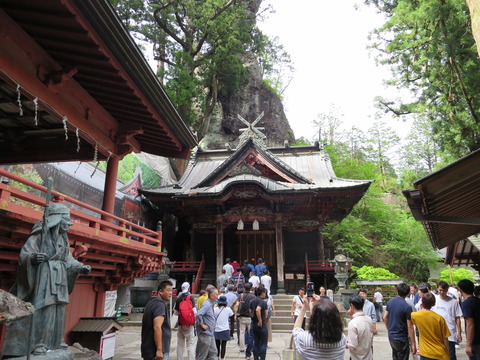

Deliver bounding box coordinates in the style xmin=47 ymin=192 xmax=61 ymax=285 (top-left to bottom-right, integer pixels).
xmin=76 ymin=127 xmax=80 ymax=152
xmin=16 ymin=84 xmax=23 ymax=116
xmin=93 ymin=142 xmax=98 ymax=162
xmin=62 ymin=116 xmax=68 ymax=140
xmin=33 ymin=97 xmax=38 ymax=126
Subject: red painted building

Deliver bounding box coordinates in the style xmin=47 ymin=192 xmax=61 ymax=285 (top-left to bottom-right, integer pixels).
xmin=0 ymin=0 xmax=196 ymax=350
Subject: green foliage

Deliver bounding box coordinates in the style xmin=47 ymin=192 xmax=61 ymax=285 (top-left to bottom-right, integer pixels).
xmin=315 ymin=109 xmax=441 ymax=282
xmin=111 ymin=0 xmax=293 ymax=138
xmin=98 ymin=154 xmax=164 ymax=188
xmin=291 ymin=137 xmax=311 ymax=146
xmin=366 ymin=0 xmax=480 ymax=156
xmin=353 ymin=265 xmax=398 ymax=280
xmin=438 ymin=267 xmax=476 ymax=284
xmin=10 ymin=165 xmax=44 ymax=212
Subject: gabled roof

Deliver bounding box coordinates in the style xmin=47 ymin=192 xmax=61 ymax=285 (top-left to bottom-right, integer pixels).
xmin=195 ymin=138 xmax=311 ymax=187
xmin=403 ymin=148 xmax=480 ymax=250
xmin=140 ymin=140 xmax=372 ymax=198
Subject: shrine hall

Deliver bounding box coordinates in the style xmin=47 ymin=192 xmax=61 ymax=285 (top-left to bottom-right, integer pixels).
xmin=140 ymin=116 xmax=373 ymax=294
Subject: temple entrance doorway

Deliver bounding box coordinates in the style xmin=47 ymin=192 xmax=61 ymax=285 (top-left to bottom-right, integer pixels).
xmin=233 ymin=230 xmax=278 ymax=292
xmin=235 ymin=231 xmax=276 ymax=268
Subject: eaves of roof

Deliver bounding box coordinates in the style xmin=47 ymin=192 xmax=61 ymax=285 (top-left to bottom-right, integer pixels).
xmin=74 ymin=0 xmax=197 ymax=152
xmin=403 ymin=148 xmax=480 ymax=249
xmin=140 ymin=174 xmax=372 ymax=198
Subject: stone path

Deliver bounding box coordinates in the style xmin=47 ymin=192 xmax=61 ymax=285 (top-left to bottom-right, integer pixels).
xmin=113 ymin=320 xmax=469 ymax=360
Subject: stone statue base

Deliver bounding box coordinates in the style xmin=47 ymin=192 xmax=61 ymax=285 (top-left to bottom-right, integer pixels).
xmin=3 ymin=349 xmax=74 ymax=360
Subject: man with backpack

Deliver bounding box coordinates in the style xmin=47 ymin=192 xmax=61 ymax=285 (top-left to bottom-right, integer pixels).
xmin=175 ymin=282 xmax=196 ymax=360
xmin=235 ymin=282 xmax=256 ymax=359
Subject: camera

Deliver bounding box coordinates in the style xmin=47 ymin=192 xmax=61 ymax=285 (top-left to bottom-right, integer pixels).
xmin=307 ymin=282 xmax=315 ymax=297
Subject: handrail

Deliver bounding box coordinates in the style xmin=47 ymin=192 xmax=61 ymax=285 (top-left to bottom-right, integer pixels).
xmin=192 ymin=258 xmax=205 ymax=294
xmin=169 ymin=261 xmax=203 ymax=271
xmin=0 ymin=168 xmax=162 ymax=247
xmin=0 ymin=169 xmax=160 ymax=238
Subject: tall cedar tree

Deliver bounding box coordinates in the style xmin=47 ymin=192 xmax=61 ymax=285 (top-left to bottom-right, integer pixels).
xmin=366 ymin=0 xmax=480 ymax=157
xmin=110 ymin=0 xmax=290 ymax=139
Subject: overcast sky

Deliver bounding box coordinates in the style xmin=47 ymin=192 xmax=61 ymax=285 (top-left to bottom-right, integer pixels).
xmin=258 ymin=1 xmax=413 ymax=141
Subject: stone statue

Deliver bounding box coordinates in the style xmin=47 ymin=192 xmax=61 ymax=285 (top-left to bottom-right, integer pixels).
xmin=2 ymin=203 xmax=91 ymax=356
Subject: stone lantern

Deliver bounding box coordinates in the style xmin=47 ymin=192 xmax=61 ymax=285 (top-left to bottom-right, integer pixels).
xmin=334 ymin=253 xmax=349 ymax=290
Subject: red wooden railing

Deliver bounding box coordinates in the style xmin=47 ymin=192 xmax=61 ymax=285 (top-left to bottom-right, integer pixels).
xmin=0 ymin=168 xmax=165 ymax=276
xmin=169 ymin=261 xmax=203 ymax=272
xmin=304 ymin=257 xmax=351 ymax=285
xmin=192 ymin=258 xmax=205 ymax=294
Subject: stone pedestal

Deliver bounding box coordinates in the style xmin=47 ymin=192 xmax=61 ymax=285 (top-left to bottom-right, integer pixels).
xmin=8 ymin=349 xmax=75 ymax=360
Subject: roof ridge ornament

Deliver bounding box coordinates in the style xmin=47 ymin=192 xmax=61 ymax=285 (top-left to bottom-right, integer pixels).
xmin=237 ymin=112 xmax=266 ymax=147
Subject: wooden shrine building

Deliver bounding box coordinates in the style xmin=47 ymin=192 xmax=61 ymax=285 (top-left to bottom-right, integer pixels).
xmin=0 ymin=0 xmax=196 ymax=349
xmin=140 ymin=116 xmax=373 ymax=293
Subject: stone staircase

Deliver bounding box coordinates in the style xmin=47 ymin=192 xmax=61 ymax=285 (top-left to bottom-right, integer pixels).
xmin=120 ymin=293 xmax=302 ymax=334
xmin=270 ymin=294 xmax=300 ymax=333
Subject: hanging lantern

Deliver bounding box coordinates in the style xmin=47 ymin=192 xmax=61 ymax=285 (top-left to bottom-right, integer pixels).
xmin=253 ymin=219 xmax=259 ymax=231
xmin=237 ymin=219 xmax=244 ymax=230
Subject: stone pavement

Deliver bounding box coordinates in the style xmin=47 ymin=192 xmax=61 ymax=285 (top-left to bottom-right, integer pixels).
xmin=113 ymin=316 xmax=469 ymax=360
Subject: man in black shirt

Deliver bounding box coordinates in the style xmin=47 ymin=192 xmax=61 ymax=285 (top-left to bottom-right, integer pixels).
xmin=238 ymin=260 xmax=252 ymax=282
xmin=141 ymin=280 xmax=173 ymax=360
xmin=250 ymin=286 xmax=268 ymax=360
xmin=459 ymin=279 xmax=480 ymax=360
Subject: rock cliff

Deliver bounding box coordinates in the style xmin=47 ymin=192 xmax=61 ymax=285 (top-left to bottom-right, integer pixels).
xmin=199 ymin=1 xmax=294 ymax=150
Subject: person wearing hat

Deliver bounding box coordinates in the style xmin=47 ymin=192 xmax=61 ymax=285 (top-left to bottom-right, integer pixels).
xmin=174 ymin=282 xmax=196 ymax=360
xmin=3 ymin=202 xmax=91 ymax=356
xmin=214 ymin=295 xmax=234 ymax=360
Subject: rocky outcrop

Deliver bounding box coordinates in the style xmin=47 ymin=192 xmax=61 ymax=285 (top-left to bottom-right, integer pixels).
xmin=200 ymin=53 xmax=295 ymax=150
xmin=199 ymin=0 xmax=294 ymax=151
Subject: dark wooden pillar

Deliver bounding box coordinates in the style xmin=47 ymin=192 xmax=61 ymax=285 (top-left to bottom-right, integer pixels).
xmin=275 ymin=215 xmax=285 ymax=293
xmin=101 ymin=156 xmax=120 ymax=220
xmin=216 ymin=216 xmax=224 ymax=280
xmin=318 ymin=226 xmax=325 ymax=260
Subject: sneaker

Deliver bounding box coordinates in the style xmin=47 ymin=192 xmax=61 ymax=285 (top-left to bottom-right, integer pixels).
xmin=246 ymin=358 xmax=251 ymax=360
xmin=239 ymin=350 xmax=245 ymax=353
xmin=455 ymin=344 xmax=460 ymax=349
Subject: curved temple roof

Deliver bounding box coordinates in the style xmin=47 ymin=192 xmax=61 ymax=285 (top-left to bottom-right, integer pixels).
xmin=141 ymin=138 xmax=372 ymax=197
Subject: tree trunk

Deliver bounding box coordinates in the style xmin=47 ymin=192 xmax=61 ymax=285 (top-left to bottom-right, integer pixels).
xmin=467 ymin=0 xmax=480 ymax=58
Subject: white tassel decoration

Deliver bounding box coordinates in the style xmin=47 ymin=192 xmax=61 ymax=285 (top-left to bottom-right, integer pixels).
xmin=33 ymin=97 xmax=38 ymax=126
xmin=62 ymin=116 xmax=68 ymax=140
xmin=76 ymin=127 xmax=80 ymax=152
xmin=16 ymin=84 xmax=23 ymax=116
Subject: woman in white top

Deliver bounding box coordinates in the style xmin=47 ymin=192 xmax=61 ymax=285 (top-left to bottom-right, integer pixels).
xmin=214 ymin=296 xmax=234 ymax=360
xmin=292 ymin=294 xmax=346 ymax=360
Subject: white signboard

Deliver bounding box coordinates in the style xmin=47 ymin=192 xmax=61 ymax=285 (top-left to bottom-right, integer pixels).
xmin=100 ymin=333 xmax=116 ymax=359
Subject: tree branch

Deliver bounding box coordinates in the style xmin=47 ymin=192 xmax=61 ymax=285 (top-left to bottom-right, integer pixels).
xmin=153 ymin=5 xmax=186 ymax=48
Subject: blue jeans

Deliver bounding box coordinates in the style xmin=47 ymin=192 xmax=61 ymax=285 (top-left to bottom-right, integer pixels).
xmin=252 ymin=325 xmax=267 ymax=360
xmin=448 ymin=340 xmax=457 ymax=360
xmin=420 ymin=356 xmax=435 ymax=360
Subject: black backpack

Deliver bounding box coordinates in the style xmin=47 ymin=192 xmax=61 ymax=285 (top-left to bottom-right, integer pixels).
xmin=238 ymin=293 xmax=255 ymax=317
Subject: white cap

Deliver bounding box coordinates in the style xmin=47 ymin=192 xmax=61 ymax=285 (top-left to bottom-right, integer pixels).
xmin=181 ymin=282 xmax=190 ymax=292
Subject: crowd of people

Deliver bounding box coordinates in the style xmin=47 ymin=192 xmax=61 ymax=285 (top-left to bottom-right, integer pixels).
xmin=141 ymin=258 xmax=275 ymax=360
xmin=139 ymin=264 xmax=480 ymax=360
